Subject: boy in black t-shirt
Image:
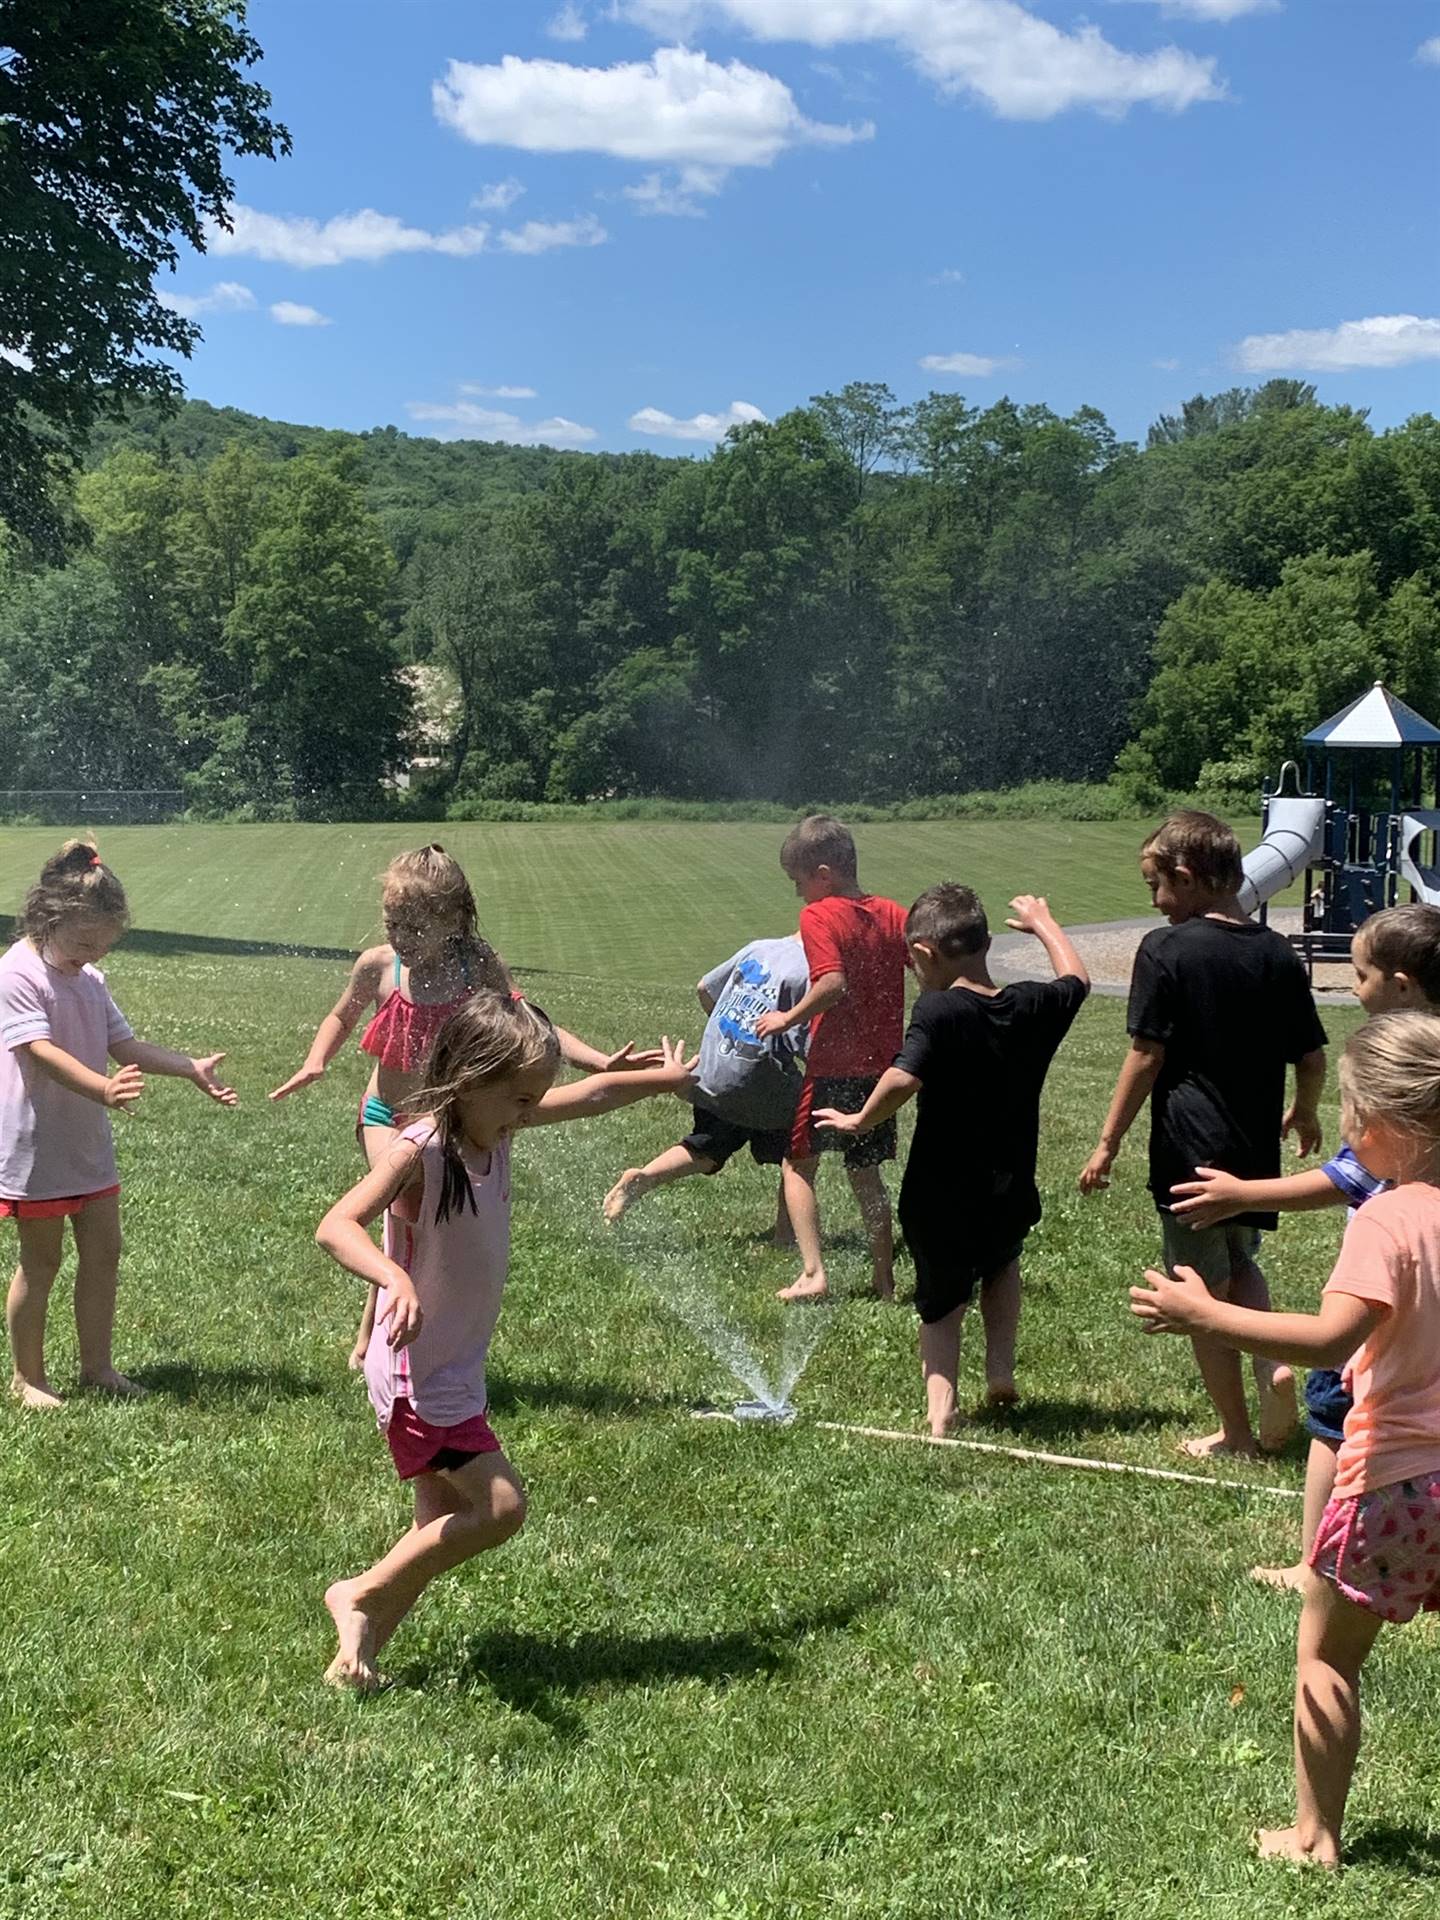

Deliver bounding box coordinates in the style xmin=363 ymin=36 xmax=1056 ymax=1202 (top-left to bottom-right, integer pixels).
xmin=816 ymin=886 xmax=1088 ymax=1436
xmin=1080 ymin=811 xmax=1328 ymax=1460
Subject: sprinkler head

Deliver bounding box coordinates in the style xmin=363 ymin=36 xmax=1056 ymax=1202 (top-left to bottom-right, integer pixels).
xmin=732 ymin=1399 xmax=797 ymax=1426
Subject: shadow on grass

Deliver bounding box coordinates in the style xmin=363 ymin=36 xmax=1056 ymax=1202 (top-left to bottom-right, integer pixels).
xmin=486 ymin=1372 xmax=690 ymax=1419
xmin=409 ymin=1588 xmax=890 ymax=1734
xmin=972 ymin=1396 xmax=1176 ymax=1441
xmin=1348 ymin=1824 xmax=1440 ymax=1874
xmin=139 ymin=1361 xmax=327 ymax=1404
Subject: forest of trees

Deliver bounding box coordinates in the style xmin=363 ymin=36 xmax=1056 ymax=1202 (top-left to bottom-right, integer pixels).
xmin=1 ymin=380 xmax=1437 ymax=817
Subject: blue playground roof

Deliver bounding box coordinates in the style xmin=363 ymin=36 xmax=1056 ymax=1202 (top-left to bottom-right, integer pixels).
xmin=1303 ymin=682 xmax=1440 ymax=749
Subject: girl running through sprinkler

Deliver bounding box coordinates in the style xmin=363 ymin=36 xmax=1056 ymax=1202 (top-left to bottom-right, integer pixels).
xmin=271 ymin=844 xmax=660 ymax=1365
xmin=315 ymin=991 xmax=695 ymax=1691
xmin=1132 ymin=1010 xmax=1440 ymax=1869
xmin=0 ymin=841 xmax=237 ymax=1409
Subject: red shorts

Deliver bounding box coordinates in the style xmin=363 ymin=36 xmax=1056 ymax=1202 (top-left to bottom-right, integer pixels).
xmin=0 ymin=1184 xmax=119 ymax=1221
xmin=385 ymin=1397 xmax=501 ymax=1480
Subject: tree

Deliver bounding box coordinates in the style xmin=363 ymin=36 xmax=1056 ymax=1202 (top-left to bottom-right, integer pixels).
xmin=809 ymin=382 xmax=912 ymax=502
xmin=1146 ymin=380 xmax=1319 ymax=448
xmin=0 ymin=1 xmax=289 ymax=554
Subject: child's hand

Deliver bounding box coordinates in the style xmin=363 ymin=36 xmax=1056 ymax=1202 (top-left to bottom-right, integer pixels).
xmin=270 ymin=1063 xmax=324 ymax=1100
xmin=1078 ymin=1144 xmax=1114 ymax=1193
xmin=1169 ymin=1167 xmax=1244 ymax=1228
xmin=1130 ymin=1264 xmax=1213 ymax=1335
xmin=1006 ymin=894 xmax=1054 ymax=935
xmin=598 ymin=1042 xmax=666 ymax=1072
xmin=191 ymin=1054 xmax=239 ymax=1107
xmin=812 ymin=1106 xmax=861 ymax=1137
xmin=1283 ymin=1105 xmax=1323 ymax=1157
xmin=379 ymin=1278 xmax=423 ymax=1350
xmin=104 ymin=1064 xmax=145 ymax=1111
xmin=650 ymin=1036 xmax=700 ymax=1093
xmin=754 ymin=1010 xmax=792 ymax=1040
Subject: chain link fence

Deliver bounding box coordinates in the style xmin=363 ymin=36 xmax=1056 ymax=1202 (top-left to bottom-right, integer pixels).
xmin=0 ymin=790 xmax=186 ymax=825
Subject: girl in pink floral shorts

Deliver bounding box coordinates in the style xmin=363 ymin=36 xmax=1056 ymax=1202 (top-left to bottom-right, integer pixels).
xmin=1132 ymin=1010 xmax=1440 ymax=1870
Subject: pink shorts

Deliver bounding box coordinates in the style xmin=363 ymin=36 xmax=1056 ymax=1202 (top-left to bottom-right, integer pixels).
xmin=0 ymin=1184 xmax=119 ymax=1221
xmin=385 ymin=1397 xmax=501 ymax=1481
xmin=1311 ymin=1471 xmax=1440 ymax=1623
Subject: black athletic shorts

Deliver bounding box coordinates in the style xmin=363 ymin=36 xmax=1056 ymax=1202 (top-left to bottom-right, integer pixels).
xmin=790 ymin=1075 xmax=897 ymax=1168
xmin=905 ymin=1225 xmax=1027 ymax=1324
xmin=682 ymin=1106 xmax=791 ymax=1171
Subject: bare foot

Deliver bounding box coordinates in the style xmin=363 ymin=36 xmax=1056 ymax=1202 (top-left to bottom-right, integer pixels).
xmin=1256 ymin=1826 xmax=1339 ymax=1870
xmin=777 ymin=1273 xmax=829 ymax=1303
xmin=1180 ymin=1430 xmax=1259 ymax=1460
xmin=1258 ymin=1365 xmax=1298 ymax=1453
xmin=871 ymin=1278 xmax=896 ymax=1302
xmin=347 ymin=1341 xmax=369 ymax=1372
xmin=986 ymin=1383 xmax=1019 ymax=1409
xmin=929 ymin=1409 xmax=967 ymax=1439
xmin=77 ymin=1368 xmax=146 ymax=1399
xmin=1250 ymin=1561 xmax=1307 ymax=1592
xmin=603 ymin=1169 xmax=651 ymax=1224
xmin=324 ymin=1579 xmax=383 ymax=1693
xmin=12 ymin=1375 xmax=65 ymax=1411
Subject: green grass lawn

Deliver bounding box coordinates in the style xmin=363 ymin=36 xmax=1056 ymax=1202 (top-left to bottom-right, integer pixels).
xmin=3 ymin=825 xmax=1433 ymax=1920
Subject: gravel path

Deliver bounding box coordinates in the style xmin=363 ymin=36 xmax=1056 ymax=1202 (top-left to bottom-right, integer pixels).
xmin=989 ymin=908 xmax=1357 ymax=1003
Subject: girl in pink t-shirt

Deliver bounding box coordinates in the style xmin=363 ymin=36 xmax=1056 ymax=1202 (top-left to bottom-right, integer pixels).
xmin=0 ymin=842 xmax=237 ymax=1410
xmin=272 ymin=843 xmax=659 ymax=1368
xmin=1132 ymin=1010 xmax=1440 ymax=1870
xmin=315 ymin=991 xmax=695 ymax=1693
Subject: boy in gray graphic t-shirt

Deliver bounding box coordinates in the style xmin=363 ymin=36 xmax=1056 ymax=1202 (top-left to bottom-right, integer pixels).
xmin=603 ymin=935 xmax=808 ymax=1225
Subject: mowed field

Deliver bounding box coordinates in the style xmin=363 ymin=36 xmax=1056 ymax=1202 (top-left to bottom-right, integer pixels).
xmin=4 ymin=821 xmax=1436 ymax=1920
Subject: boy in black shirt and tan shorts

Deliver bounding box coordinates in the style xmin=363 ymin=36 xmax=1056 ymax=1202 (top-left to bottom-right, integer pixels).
xmin=1080 ymin=811 xmax=1329 ymax=1459
xmin=816 ymin=886 xmax=1089 ymax=1436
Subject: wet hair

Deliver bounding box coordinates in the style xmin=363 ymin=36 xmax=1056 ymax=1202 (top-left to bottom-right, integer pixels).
xmin=1141 ymin=810 xmax=1244 ymax=896
xmin=381 ymin=843 xmax=511 ymax=991
xmin=1340 ymin=1010 xmax=1440 ymax=1148
xmin=780 ymin=814 xmax=858 ymax=882
xmin=906 ymin=883 xmax=989 ymax=959
xmin=19 ymin=840 xmax=129 ymax=946
xmin=1355 ymin=905 xmax=1440 ymax=1005
xmin=413 ymin=992 xmax=560 ymax=1222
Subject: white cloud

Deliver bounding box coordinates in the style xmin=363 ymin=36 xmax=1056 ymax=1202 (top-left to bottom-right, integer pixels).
xmin=1152 ymin=356 xmax=1181 ymax=370
xmin=622 ymin=164 xmax=727 ymax=216
xmin=920 ymin=350 xmax=1015 ymax=376
xmin=547 ymin=3 xmax=588 ymax=39
xmin=928 ymin=266 xmax=966 ymax=285
xmin=1119 ymin=0 xmax=1275 ymax=18
xmin=1417 ymin=37 xmax=1440 ymax=67
xmin=157 ymin=279 xmax=257 ymax=318
xmin=407 ymin=397 xmax=598 ymax=447
xmin=497 ymin=214 xmax=608 ymax=254
xmin=207 ymin=204 xmax=490 ymax=268
xmin=472 ymin=177 xmax=526 ymax=211
xmin=617 ymin=2 xmax=1222 ymax=119
xmin=1235 ymin=314 xmax=1440 ymax=373
xmin=461 ymin=383 xmax=539 ymax=399
xmin=432 ymin=47 xmax=871 ymax=167
xmin=270 ymin=301 xmax=332 ymax=327
xmin=629 ymin=399 xmax=767 ymax=441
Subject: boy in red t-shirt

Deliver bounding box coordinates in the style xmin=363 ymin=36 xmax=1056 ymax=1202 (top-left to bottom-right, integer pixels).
xmin=755 ymin=815 xmax=908 ymax=1302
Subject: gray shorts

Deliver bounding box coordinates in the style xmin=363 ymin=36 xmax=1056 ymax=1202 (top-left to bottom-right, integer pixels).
xmin=1159 ymin=1214 xmax=1262 ymax=1297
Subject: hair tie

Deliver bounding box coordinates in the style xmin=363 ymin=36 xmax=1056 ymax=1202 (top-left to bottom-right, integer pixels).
xmin=89 ymin=853 xmax=103 ymax=869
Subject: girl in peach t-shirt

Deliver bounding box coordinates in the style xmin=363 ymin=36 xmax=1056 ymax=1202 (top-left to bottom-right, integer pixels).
xmin=1131 ymin=1010 xmax=1440 ymax=1871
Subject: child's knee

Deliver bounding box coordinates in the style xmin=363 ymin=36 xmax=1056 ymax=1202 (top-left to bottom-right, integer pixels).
xmin=489 ymin=1478 xmax=527 ymax=1543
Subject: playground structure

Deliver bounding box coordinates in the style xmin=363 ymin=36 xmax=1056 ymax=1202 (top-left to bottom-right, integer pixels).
xmin=1239 ymin=683 xmax=1440 ymax=971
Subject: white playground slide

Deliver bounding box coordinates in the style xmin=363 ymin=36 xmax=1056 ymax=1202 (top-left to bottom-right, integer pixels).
xmin=1237 ymin=795 xmax=1327 ymax=917
xmin=1398 ymin=812 xmax=1440 ymax=906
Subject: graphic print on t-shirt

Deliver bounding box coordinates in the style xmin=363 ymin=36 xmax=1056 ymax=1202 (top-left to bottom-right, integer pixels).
xmin=697 ymin=936 xmax=808 ymax=1131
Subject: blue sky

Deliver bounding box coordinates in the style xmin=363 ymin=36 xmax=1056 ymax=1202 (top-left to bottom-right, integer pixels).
xmin=163 ymin=0 xmax=1440 ymax=451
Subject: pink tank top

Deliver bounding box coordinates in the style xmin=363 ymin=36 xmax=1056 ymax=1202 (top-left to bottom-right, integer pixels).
xmin=360 ymin=954 xmax=473 ymax=1074
xmin=364 ymin=1124 xmax=511 ymax=1431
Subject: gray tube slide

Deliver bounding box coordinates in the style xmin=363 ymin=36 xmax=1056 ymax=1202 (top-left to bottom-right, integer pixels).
xmin=1237 ymin=795 xmax=1326 ymax=916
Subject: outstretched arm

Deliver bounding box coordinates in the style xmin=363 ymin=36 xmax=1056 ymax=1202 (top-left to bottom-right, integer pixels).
xmin=270 ymin=949 xmax=386 ymax=1100
xmin=1131 ymin=1263 xmax=1384 ymax=1368
xmin=315 ymin=1141 xmax=425 ymax=1348
xmin=526 ymin=1036 xmax=697 ymax=1127
xmin=19 ymin=1038 xmax=144 ymax=1111
xmin=554 ymin=1028 xmax=667 ymax=1073
xmin=1170 ymin=1164 xmax=1345 ymax=1229
xmin=1006 ymin=895 xmax=1089 ymax=989
xmin=110 ymin=1037 xmax=237 ymax=1106
xmin=813 ymin=1066 xmax=920 ymax=1137
xmin=1080 ymin=1038 xmax=1164 ymax=1192
xmin=755 ymin=972 xmax=845 ymax=1040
